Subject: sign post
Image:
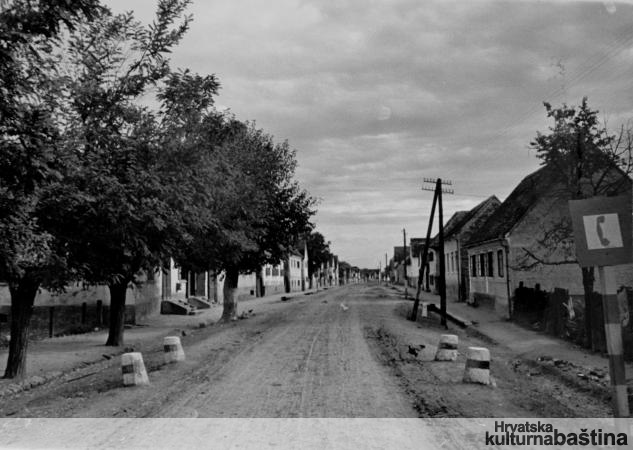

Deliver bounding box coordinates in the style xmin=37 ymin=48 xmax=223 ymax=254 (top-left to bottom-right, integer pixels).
xmin=570 ymin=194 xmax=632 ymax=418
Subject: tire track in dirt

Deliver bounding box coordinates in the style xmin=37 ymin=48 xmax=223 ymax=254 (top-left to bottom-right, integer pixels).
xmin=159 ymin=286 xmax=416 ymax=417
xmin=362 ymin=291 xmax=611 ymax=418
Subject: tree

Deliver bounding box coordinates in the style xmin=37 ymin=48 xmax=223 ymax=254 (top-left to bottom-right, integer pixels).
xmin=523 ymin=97 xmax=632 ymax=349
xmin=173 ymin=116 xmax=315 ymax=322
xmin=48 ymin=0 xmax=193 ymax=346
xmin=305 ymin=231 xmax=332 ymax=288
xmin=0 ymin=0 xmax=103 ymax=378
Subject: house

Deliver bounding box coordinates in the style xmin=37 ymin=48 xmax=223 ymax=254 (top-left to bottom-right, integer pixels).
xmin=465 ymin=166 xmax=633 ymax=318
xmin=285 ymin=249 xmax=304 ymax=293
xmin=390 ymin=246 xmax=406 ymax=284
xmin=407 ymin=238 xmax=427 ymax=288
xmin=263 ymin=261 xmax=285 ymax=295
xmin=0 ymin=267 xmax=165 ymax=324
xmin=339 ymin=261 xmax=351 ymax=284
xmin=432 ymin=196 xmax=500 ymax=302
xmin=331 ymin=255 xmax=340 ymax=286
xmin=426 ymin=212 xmax=469 ymax=295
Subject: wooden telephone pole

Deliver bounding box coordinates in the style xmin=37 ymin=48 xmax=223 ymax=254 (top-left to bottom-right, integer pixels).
xmin=385 ymin=253 xmax=388 ymax=284
xmin=403 ymin=228 xmax=408 ymax=299
xmin=410 ymin=178 xmax=453 ymax=326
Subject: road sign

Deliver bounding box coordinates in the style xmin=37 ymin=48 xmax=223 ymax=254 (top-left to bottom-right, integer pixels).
xmin=569 ymin=194 xmax=632 ymax=267
xmin=570 ymin=192 xmax=632 ymax=418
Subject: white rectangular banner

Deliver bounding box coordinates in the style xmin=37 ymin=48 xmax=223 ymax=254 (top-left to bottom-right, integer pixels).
xmin=1 ymin=418 xmax=631 ymax=449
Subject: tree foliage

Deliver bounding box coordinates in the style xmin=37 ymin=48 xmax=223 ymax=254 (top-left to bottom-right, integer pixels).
xmin=1 ymin=0 xmax=317 ymax=376
xmin=49 ymin=1 xmax=193 ymax=346
xmin=531 ymin=98 xmax=632 ymax=198
xmin=0 ymin=0 xmax=103 ymax=378
xmin=524 ymin=97 xmax=632 ymax=349
xmin=170 ymin=111 xmax=316 ymax=320
xmin=306 ymin=231 xmax=332 ymax=278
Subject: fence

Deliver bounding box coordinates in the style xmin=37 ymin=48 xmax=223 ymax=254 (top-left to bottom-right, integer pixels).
xmin=512 ymin=285 xmax=633 ymax=359
xmin=0 ymin=302 xmax=137 ymax=346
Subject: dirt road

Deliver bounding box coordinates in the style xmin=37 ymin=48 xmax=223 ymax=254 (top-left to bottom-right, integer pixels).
xmin=0 ymin=284 xmax=610 ymax=419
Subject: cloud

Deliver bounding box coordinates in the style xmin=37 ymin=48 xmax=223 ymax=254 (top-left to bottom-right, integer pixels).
xmin=106 ymin=0 xmax=633 ymax=268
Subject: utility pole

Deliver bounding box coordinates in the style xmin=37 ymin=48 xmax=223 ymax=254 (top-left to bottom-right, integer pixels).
xmin=410 ymin=177 xmax=453 ymax=326
xmin=437 ymin=182 xmax=446 ymax=327
xmin=385 ymin=253 xmax=388 ymax=284
xmin=403 ymin=228 xmax=408 ymax=299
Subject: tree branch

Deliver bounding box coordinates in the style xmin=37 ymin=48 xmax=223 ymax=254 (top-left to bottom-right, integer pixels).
xmin=518 ymin=246 xmax=577 ymax=267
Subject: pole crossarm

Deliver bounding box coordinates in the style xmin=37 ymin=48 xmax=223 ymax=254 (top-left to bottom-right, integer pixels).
xmin=422 ymin=186 xmax=454 ymax=194
xmin=423 ymin=177 xmax=452 ymax=185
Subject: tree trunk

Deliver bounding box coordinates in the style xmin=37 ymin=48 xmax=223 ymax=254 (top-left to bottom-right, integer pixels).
xmin=106 ymin=280 xmax=129 ymax=346
xmin=221 ymin=267 xmax=239 ymax=322
xmin=255 ymin=267 xmax=263 ymax=297
xmin=581 ymin=266 xmax=594 ymax=349
xmin=3 ymin=278 xmax=39 ymax=379
xmin=283 ymin=258 xmax=290 ymax=293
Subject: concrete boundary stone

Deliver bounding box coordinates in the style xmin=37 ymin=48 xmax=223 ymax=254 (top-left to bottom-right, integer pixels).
xmin=164 ymin=336 xmax=185 ymax=364
xmin=463 ymin=346 xmax=491 ymax=385
xmin=121 ymin=352 xmax=149 ymax=386
xmin=434 ymin=334 xmax=458 ymax=361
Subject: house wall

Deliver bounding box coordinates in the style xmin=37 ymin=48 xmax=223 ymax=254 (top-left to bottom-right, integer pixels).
xmin=288 ymin=255 xmax=303 ymax=292
xmin=467 ymin=240 xmax=510 ymax=318
xmin=264 ymin=262 xmax=285 ymax=295
xmin=507 ymin=194 xmax=633 ymax=296
xmin=167 ymin=259 xmax=187 ymax=301
xmin=427 ymin=249 xmax=437 ymax=292
xmin=408 ymin=255 xmax=422 ymax=288
xmin=237 ymin=272 xmax=257 ymax=300
xmin=0 ymin=269 xmax=163 ymax=322
xmin=469 ymin=192 xmax=633 ymax=318
xmin=443 ymin=239 xmax=460 ymax=301
xmin=456 ymin=196 xmax=502 ymax=302
xmin=301 ymin=249 xmax=309 ymax=290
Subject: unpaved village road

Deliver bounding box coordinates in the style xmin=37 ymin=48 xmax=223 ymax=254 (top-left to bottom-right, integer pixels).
xmin=0 ymin=284 xmax=610 ymax=419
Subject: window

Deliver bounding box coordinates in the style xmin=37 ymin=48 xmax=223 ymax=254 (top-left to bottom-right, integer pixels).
xmin=487 ymin=251 xmax=493 ymax=277
xmin=428 ymin=252 xmax=434 ymax=262
xmin=479 ymin=254 xmax=486 ymax=277
xmin=470 ymin=255 xmax=477 ymax=277
xmin=497 ymin=250 xmax=504 ymax=277
xmin=265 ymin=266 xmax=271 ymax=276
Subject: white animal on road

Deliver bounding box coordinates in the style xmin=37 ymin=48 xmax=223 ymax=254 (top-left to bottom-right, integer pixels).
xmin=340 ymin=303 xmax=348 ymax=311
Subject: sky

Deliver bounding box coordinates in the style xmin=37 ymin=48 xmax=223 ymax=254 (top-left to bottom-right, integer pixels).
xmin=106 ymin=0 xmax=633 ymax=269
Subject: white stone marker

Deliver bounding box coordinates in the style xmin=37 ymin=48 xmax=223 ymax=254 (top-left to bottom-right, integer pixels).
xmin=463 ymin=346 xmax=491 ymax=385
xmin=121 ymin=352 xmax=149 ymax=386
xmin=163 ymin=336 xmax=186 ymax=364
xmin=434 ymin=334 xmax=458 ymax=361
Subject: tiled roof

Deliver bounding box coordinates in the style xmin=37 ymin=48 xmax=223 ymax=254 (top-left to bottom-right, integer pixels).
xmin=466 ymin=166 xmax=559 ymax=246
xmin=444 ymin=196 xmax=500 ymax=240
xmin=429 ymin=211 xmax=468 ymax=246
xmin=409 ymin=238 xmax=427 ymax=257
xmin=393 ymin=246 xmax=405 ymax=262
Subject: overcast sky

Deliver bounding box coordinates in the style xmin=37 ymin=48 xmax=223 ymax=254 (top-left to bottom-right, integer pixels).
xmin=106 ymin=0 xmax=633 ymax=269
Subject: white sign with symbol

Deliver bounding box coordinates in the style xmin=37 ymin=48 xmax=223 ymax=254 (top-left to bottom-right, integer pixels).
xmin=582 ymin=213 xmax=623 ymax=250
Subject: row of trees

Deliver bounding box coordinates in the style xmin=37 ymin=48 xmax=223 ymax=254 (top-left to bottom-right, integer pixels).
xmin=0 ymin=1 xmax=316 ymax=378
